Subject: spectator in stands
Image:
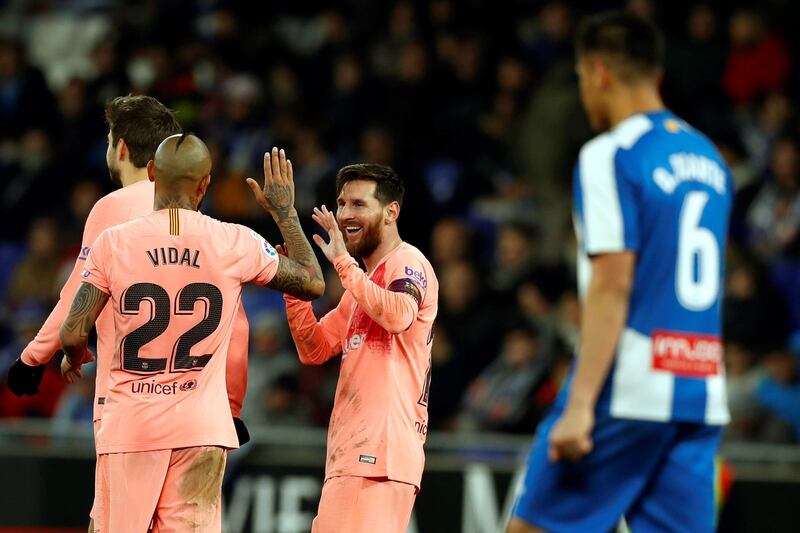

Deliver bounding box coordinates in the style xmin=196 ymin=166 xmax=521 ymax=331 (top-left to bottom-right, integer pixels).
xmin=723 ymin=8 xmax=791 ymax=107
xmin=757 ymin=349 xmax=800 ymax=442
xmin=430 ymin=218 xmax=474 ymax=270
xmin=438 ymin=260 xmax=506 ymax=380
xmin=489 ymin=223 xmax=540 ymax=297
xmin=746 ymin=138 xmax=800 ymax=259
xmin=739 ymin=91 xmax=795 ymax=175
xmin=241 ymin=312 xmax=300 ymax=426
xmin=0 ymin=38 xmax=56 ymax=141
xmin=458 ymin=323 xmax=548 ymax=433
xmin=664 ymin=3 xmax=727 ymax=133
xmin=5 ymin=218 xmax=62 ymax=307
xmin=261 ymin=373 xmax=314 ymax=427
xmin=725 ymin=342 xmax=765 ymax=442
xmin=723 ymin=254 xmax=790 ymax=351
xmin=0 ymin=129 xmax=62 ymax=239
xmin=427 ymin=324 xmax=467 ymax=430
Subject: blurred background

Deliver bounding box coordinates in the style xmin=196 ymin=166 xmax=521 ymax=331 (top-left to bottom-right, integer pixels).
xmin=0 ymin=0 xmax=799 ymax=531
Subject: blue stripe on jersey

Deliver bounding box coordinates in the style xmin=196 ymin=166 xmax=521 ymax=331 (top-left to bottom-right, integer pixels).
xmin=572 ymin=110 xmax=733 ymax=425
xmin=672 ymin=376 xmax=707 ymax=420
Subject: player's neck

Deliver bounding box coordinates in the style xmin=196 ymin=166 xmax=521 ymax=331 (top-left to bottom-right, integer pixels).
xmin=363 ymin=230 xmax=403 ymax=273
xmin=153 ymin=193 xmax=198 ymax=211
xmin=119 ymin=166 xmax=150 ymax=188
xmin=607 ymin=86 xmax=664 ymax=129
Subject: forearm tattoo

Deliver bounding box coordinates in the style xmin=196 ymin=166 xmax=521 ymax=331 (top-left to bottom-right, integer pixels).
xmin=268 ymin=214 xmax=324 ymax=300
xmin=62 ymin=283 xmax=109 ymax=339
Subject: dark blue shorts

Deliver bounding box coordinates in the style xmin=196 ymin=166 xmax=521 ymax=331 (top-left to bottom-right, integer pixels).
xmin=513 ymin=410 xmax=721 ymax=533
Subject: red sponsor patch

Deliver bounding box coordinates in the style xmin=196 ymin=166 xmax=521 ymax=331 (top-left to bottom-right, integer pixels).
xmin=652 ymin=330 xmax=721 ymax=377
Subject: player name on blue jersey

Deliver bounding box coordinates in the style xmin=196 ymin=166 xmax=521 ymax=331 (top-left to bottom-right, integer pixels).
xmin=567 ymin=110 xmax=732 ymax=426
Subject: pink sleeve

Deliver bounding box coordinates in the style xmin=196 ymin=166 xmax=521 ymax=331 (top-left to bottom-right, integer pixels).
xmin=82 ymin=231 xmax=112 ymax=294
xmin=226 ymin=305 xmax=249 ymax=418
xmin=333 ymin=254 xmax=421 ymax=335
xmin=284 ymin=295 xmax=347 ymax=365
xmin=234 ymin=225 xmax=280 ymax=285
xmin=20 ymin=202 xmax=109 ymax=365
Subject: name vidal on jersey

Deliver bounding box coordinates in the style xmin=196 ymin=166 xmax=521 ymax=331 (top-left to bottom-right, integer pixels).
xmin=653 ymin=153 xmax=726 ymax=195
xmin=146 ymin=247 xmax=201 ymax=269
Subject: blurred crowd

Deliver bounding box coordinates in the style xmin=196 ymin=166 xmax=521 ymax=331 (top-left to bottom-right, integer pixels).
xmin=1 ymin=0 xmax=800 ymax=445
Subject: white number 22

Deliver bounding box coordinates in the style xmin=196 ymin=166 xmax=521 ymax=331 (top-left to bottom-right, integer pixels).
xmin=676 ymin=191 xmax=720 ymax=311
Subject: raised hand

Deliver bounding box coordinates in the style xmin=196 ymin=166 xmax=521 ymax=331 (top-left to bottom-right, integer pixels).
xmin=312 ymin=205 xmax=348 ymax=263
xmin=246 ymin=147 xmax=296 ymax=221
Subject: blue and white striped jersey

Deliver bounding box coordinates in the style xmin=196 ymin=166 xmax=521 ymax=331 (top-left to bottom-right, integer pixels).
xmin=568 ymin=110 xmax=732 ymax=425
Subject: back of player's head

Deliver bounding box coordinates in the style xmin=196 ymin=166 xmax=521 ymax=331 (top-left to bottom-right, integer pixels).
xmin=153 ymin=133 xmax=212 ymax=189
xmin=105 ymin=95 xmax=181 ymax=168
xmin=335 ymin=164 xmax=405 ymax=207
xmin=576 ymin=11 xmax=663 ymax=81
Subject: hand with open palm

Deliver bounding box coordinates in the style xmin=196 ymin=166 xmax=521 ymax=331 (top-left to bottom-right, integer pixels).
xmin=311 ymin=205 xmax=348 ymax=264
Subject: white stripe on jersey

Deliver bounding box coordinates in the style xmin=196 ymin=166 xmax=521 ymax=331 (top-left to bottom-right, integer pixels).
xmin=578 ymin=115 xmax=653 ymax=254
xmin=609 ymin=327 xmax=731 ymax=424
xmin=610 ymin=328 xmax=674 ymax=422
xmin=579 ymin=134 xmax=624 ymax=253
xmin=705 ymin=372 xmax=730 ymax=424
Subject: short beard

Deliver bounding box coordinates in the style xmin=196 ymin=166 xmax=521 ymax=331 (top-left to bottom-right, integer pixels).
xmin=344 ymin=214 xmax=382 ymax=259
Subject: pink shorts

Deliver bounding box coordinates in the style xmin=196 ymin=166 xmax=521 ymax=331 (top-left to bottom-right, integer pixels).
xmin=92 ymin=446 xmax=226 ymax=533
xmin=311 ymin=476 xmax=417 ymax=533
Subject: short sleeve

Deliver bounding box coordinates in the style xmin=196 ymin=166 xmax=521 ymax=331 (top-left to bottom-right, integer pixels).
xmin=384 ymin=249 xmax=428 ymax=308
xmin=234 ymin=225 xmax=280 ymax=285
xmin=82 ymin=230 xmax=112 ymax=294
xmin=574 ymin=136 xmax=639 ymax=255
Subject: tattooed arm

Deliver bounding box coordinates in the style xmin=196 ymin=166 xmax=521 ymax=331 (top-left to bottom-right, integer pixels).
xmin=59 ymin=282 xmax=109 ymax=382
xmin=267 ymin=214 xmax=325 ymax=300
xmin=246 ymin=147 xmax=325 ymax=300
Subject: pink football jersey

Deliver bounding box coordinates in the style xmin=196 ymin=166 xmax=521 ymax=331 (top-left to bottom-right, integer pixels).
xmin=22 ymin=180 xmax=251 ymax=420
xmin=83 ymin=208 xmax=278 ymax=453
xmin=298 ymin=243 xmax=438 ymax=488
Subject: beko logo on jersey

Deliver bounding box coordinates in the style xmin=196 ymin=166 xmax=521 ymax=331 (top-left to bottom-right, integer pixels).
xmin=404 ymin=266 xmax=427 ymax=289
xmin=653 ymin=153 xmax=726 ymax=195
xmin=131 ymin=379 xmax=197 ymax=395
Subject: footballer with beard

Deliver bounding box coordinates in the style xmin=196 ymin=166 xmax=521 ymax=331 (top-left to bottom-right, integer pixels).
xmin=282 ymin=163 xmax=439 ymax=533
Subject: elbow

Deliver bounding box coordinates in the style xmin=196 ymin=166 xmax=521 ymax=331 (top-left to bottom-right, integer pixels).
xmin=383 ymin=313 xmax=415 ymax=335
xmin=298 ymin=351 xmax=324 ymax=366
xmin=310 ymin=278 xmax=326 ymax=300
xmin=384 ymin=320 xmax=410 ymax=335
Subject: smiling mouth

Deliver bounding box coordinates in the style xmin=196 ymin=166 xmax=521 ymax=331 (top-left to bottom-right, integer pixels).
xmin=344 ymin=226 xmax=363 ymax=238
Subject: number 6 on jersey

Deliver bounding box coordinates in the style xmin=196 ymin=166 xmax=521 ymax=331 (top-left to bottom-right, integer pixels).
xmin=675 ymin=191 xmax=720 ymax=312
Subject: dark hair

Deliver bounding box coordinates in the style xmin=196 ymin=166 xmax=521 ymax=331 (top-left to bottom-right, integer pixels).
xmin=335 ymin=163 xmax=405 ymax=207
xmin=576 ymin=11 xmax=663 ymax=79
xmin=105 ymin=95 xmax=181 ymax=168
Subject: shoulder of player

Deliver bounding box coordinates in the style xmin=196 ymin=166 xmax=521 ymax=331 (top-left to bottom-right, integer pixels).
xmin=388 ymin=242 xmax=430 ymax=268
xmin=89 ymin=183 xmax=148 ymax=221
xmin=578 ymin=117 xmax=658 ymax=185
xmin=581 ymin=115 xmax=655 ymax=159
xmin=387 ymin=243 xmax=437 ymax=285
